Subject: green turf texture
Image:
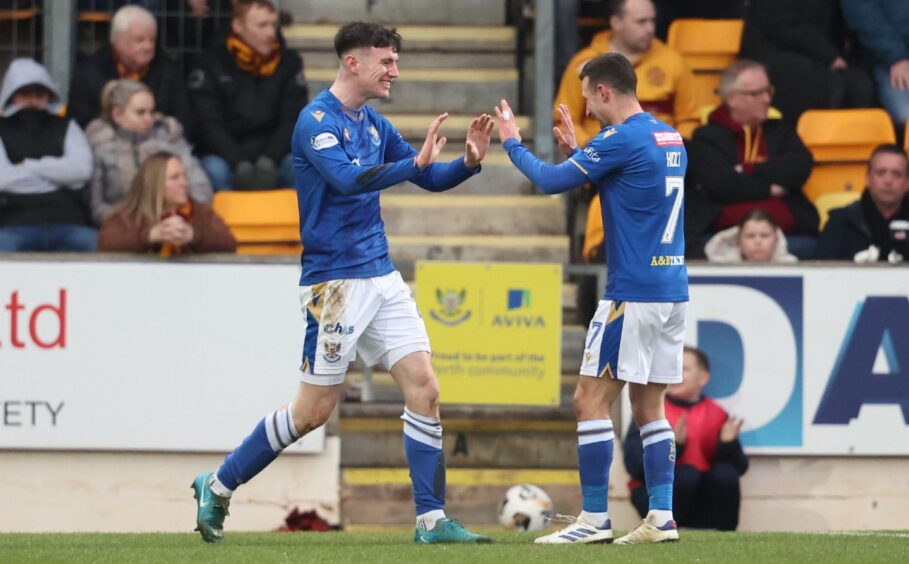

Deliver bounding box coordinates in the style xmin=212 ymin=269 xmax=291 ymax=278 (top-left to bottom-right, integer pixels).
xmin=1 ymin=530 xmax=905 ymax=563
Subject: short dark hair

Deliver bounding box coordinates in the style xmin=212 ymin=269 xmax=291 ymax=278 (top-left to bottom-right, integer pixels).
xmin=334 ymin=21 xmax=402 ymax=58
xmin=737 ymin=207 xmax=778 ymax=231
xmin=232 ymin=0 xmax=276 ymax=20
xmin=579 ymin=53 xmax=637 ymax=97
xmin=608 ymin=0 xmax=628 ymax=19
xmin=868 ymin=143 xmax=908 ymax=173
xmin=683 ymin=346 xmax=710 ymax=372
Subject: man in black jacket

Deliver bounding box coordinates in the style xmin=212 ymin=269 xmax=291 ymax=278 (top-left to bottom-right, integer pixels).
xmin=816 ymin=144 xmax=909 ymax=262
xmin=187 ymin=0 xmax=308 ymax=191
xmin=685 ymin=60 xmax=818 ymax=258
xmin=68 ymin=5 xmax=193 ymax=136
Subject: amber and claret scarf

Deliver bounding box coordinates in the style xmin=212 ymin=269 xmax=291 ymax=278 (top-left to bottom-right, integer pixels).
xmin=226 ymin=32 xmax=281 ymax=78
xmin=159 ymin=203 xmax=193 ymax=258
xmin=114 ymin=52 xmax=149 ymax=81
xmin=708 ymin=104 xmax=796 ymax=233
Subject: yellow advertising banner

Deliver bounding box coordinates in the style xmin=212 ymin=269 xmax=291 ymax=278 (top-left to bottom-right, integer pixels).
xmin=416 ymin=261 xmax=562 ymax=406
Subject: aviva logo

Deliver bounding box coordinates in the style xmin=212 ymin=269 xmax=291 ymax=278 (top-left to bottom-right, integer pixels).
xmin=508 ymin=289 xmax=531 ymax=310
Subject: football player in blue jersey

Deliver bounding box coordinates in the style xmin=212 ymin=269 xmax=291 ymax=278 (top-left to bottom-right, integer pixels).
xmin=495 ymin=53 xmax=688 ymax=545
xmin=191 ymin=21 xmax=494 ymax=544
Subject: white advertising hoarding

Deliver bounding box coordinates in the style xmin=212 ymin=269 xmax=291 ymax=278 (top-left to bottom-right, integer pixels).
xmin=0 ymin=260 xmax=323 ymax=453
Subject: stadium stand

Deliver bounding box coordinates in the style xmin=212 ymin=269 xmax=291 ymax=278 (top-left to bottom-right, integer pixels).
xmin=797 ymin=108 xmax=896 ymax=202
xmin=814 ymin=191 xmax=862 ymax=231
xmin=667 ymin=18 xmax=743 ymax=108
xmin=211 ymin=189 xmax=302 ymax=255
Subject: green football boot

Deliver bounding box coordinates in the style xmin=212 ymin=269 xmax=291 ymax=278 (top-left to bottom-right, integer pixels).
xmin=191 ymin=472 xmax=230 ymax=543
xmin=414 ymin=518 xmax=492 ymax=544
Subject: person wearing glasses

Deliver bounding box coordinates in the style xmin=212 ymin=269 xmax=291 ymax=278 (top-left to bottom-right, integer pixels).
xmin=684 ymin=60 xmax=819 ymax=259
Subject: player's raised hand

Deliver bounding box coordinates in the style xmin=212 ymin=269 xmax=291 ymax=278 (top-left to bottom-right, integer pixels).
xmin=464 ymin=113 xmax=494 ymax=169
xmin=720 ymin=416 xmax=744 ymax=443
xmin=552 ymin=103 xmax=578 ymax=156
xmin=494 ymin=99 xmax=521 ymax=144
xmin=415 ymin=113 xmax=449 ymax=170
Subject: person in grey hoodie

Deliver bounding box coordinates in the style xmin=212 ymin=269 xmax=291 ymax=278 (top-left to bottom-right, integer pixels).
xmin=0 ymin=58 xmax=95 ymax=252
xmin=85 ymin=79 xmax=212 ymax=225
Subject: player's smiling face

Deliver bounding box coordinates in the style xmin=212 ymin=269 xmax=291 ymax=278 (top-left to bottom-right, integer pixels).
xmin=357 ymin=46 xmax=399 ymax=99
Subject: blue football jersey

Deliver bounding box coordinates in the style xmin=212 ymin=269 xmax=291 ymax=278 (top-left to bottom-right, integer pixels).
xmin=291 ymin=89 xmax=477 ymax=285
xmin=568 ymin=113 xmax=689 ymax=302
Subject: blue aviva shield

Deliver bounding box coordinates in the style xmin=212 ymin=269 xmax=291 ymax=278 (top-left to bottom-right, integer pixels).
xmin=430 ymin=288 xmax=471 ymax=326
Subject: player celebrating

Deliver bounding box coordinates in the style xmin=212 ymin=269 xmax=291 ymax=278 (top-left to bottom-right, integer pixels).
xmin=494 ymin=53 xmax=687 ymax=545
xmin=191 ymin=21 xmax=494 ymax=544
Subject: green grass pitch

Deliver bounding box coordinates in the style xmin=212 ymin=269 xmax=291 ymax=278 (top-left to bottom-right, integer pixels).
xmin=1 ymin=530 xmax=906 ymax=563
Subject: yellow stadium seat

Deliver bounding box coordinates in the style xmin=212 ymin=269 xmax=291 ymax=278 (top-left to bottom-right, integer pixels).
xmin=667 ymin=19 xmax=744 ymax=71
xmin=797 ymin=109 xmax=896 ymax=162
xmin=815 ymin=191 xmax=861 ymax=231
xmin=212 ymin=189 xmax=302 ymax=255
xmin=905 ymin=119 xmax=909 ymax=153
xmin=692 ymin=73 xmax=721 ymax=109
xmin=803 ymin=163 xmax=866 ymax=203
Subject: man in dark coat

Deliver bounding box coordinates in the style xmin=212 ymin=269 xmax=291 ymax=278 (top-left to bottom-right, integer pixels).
xmin=739 ymin=0 xmax=872 ymax=124
xmin=816 ymin=144 xmax=909 ymax=262
xmin=685 ymin=60 xmax=818 ymax=258
xmin=187 ymin=0 xmax=308 ymax=191
xmin=68 ymin=4 xmax=193 ymax=136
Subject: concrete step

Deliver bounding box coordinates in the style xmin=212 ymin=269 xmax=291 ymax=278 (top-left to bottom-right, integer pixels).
xmin=388 ymin=235 xmax=569 ymax=263
xmin=387 ymin=150 xmax=534 ymax=196
xmin=384 ymin=114 xmax=533 ymax=143
xmin=305 ymin=68 xmax=516 ymax=114
xmin=285 ymin=24 xmax=515 ymax=52
xmin=285 ymin=0 xmax=508 ymax=27
xmin=303 ymin=50 xmax=514 ymax=71
xmin=380 ymin=195 xmax=564 ymax=236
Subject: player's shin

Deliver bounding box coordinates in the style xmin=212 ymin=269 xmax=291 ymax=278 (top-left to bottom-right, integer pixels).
xmin=640 ymin=418 xmax=676 ymax=525
xmin=212 ymin=405 xmax=301 ymax=497
xmin=577 ymin=419 xmax=614 ymax=528
xmin=401 ymin=407 xmax=446 ymax=529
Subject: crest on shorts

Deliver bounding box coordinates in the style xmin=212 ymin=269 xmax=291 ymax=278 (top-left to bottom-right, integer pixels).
xmin=323 ymin=341 xmax=342 ymax=363
xmin=430 ymin=288 xmax=472 ymax=326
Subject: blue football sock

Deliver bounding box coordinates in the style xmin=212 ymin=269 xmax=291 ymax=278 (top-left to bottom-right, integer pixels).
xmin=401 ymin=407 xmax=445 ymax=516
xmin=216 ymin=405 xmax=300 ymax=491
xmin=577 ymin=419 xmax=614 ymax=519
xmin=640 ymin=418 xmax=676 ymax=512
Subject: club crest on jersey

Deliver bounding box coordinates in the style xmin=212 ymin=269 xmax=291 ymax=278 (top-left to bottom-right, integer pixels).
xmin=583 ymin=146 xmax=601 ymax=163
xmin=653 ymin=131 xmax=683 ymax=146
xmin=368 ymin=125 xmax=381 ymax=146
xmin=311 ymin=132 xmax=338 ymax=150
xmin=323 ymin=341 xmax=342 ymax=363
xmin=430 ymin=288 xmax=472 ymax=326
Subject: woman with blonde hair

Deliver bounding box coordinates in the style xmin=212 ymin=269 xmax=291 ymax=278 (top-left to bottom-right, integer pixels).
xmin=86 ymin=79 xmax=212 ymax=225
xmin=98 ymin=152 xmax=236 ymax=254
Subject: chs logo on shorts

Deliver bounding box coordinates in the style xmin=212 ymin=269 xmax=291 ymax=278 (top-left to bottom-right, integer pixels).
xmin=652 ymin=131 xmax=683 ymax=146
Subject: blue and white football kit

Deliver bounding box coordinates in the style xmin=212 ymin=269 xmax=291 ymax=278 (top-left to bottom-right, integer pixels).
xmin=505 ymin=111 xmax=687 ymax=540
xmin=293 ymin=88 xmax=478 ymax=384
xmin=197 ymin=90 xmax=482 ymax=538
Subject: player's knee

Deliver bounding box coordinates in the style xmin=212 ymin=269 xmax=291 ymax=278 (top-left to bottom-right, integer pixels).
xmin=292 ymin=396 xmax=337 ymax=435
xmin=412 ymin=372 xmax=440 ymax=411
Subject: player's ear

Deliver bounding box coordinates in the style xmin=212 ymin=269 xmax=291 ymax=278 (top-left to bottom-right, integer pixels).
xmin=341 ymin=53 xmax=358 ymax=74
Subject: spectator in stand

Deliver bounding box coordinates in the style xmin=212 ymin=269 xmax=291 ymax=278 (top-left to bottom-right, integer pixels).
xmin=705 ymin=207 xmax=798 ymax=263
xmin=739 ymin=0 xmax=873 ymax=125
xmin=685 ymin=60 xmax=818 ymax=258
xmin=68 ymin=5 xmax=194 ymax=137
xmin=98 ymin=152 xmax=236 ymax=254
xmin=841 ymin=0 xmax=909 ymax=133
xmin=0 ymin=59 xmax=95 ymax=252
xmin=816 ymin=144 xmax=909 ymax=263
xmin=556 ymin=0 xmax=699 ymax=262
xmin=85 ymin=79 xmax=211 ymax=226
xmin=187 ymin=0 xmax=307 ymax=191
xmin=624 ymin=346 xmax=749 ymax=531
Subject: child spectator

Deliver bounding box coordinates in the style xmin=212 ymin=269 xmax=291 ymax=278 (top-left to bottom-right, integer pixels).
xmin=86 ymin=79 xmax=211 ymax=226
xmin=705 ymin=208 xmax=798 ymax=263
xmin=98 ymin=151 xmax=235 ymax=254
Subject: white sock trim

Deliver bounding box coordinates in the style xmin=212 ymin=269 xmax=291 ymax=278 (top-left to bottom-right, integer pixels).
xmin=401 ymin=409 xmax=443 ymax=449
xmin=580 ymin=510 xmax=609 ymax=529
xmin=265 ymin=407 xmax=298 ymax=453
xmin=209 ymin=474 xmax=233 ymax=498
xmin=577 ymin=419 xmax=615 ymax=446
xmin=416 ymin=509 xmax=446 ymax=531
xmin=640 ymin=419 xmax=674 ymax=447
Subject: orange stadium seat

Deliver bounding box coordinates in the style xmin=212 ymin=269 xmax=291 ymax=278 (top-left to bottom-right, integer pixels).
xmin=667 ymin=19 xmax=744 ymax=107
xmin=815 ymin=191 xmax=861 ymax=231
xmin=212 ymin=189 xmax=302 ymax=255
xmin=905 ymin=119 xmax=909 ymax=153
xmin=797 ymin=108 xmax=895 ymax=202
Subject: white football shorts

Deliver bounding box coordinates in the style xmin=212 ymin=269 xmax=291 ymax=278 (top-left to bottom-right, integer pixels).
xmin=579 ymin=300 xmax=687 ymax=385
xmin=299 ymin=271 xmax=430 ymax=385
